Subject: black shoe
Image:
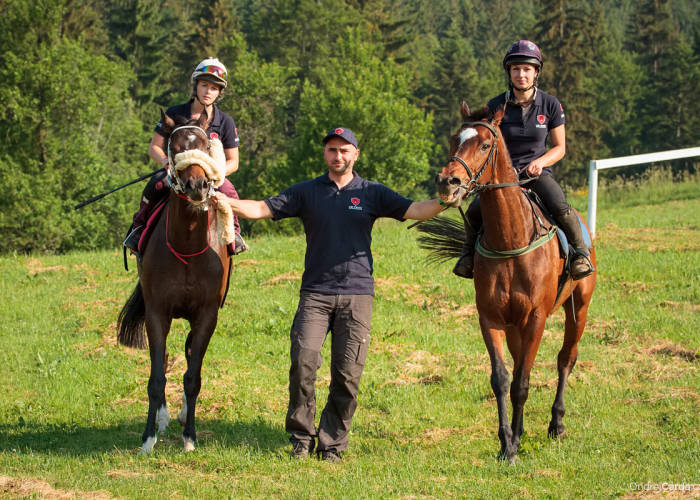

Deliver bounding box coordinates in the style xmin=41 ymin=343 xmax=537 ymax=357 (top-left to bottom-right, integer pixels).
xmin=570 ymin=253 xmax=594 ymax=280
xmin=123 ymin=225 xmax=143 ymax=254
xmin=318 ymin=450 xmax=342 ymax=463
xmin=452 ymin=253 xmax=474 ymax=279
xmin=232 ymin=233 xmax=249 ymax=255
xmin=290 ymin=440 xmax=314 ymax=459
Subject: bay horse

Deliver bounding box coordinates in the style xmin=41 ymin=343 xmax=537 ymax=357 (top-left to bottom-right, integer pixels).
xmin=426 ymin=103 xmax=596 ymax=462
xmin=117 ymin=111 xmax=231 ymax=454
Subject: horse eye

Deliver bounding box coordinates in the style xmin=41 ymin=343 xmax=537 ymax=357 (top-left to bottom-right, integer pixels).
xmin=481 ymin=143 xmax=490 ymax=151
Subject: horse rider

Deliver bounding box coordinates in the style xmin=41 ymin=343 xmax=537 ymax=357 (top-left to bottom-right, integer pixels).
xmin=123 ymin=57 xmax=248 ymax=255
xmin=453 ymin=40 xmax=595 ymax=280
xmin=215 ymin=127 xmax=444 ymax=462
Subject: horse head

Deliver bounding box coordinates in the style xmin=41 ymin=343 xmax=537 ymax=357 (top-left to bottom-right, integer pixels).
xmin=435 ymin=102 xmax=504 ymax=207
xmin=160 ymin=110 xmax=212 ymax=204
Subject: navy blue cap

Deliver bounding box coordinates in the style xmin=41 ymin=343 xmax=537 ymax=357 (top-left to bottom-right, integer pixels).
xmin=322 ymin=127 xmax=358 ymax=148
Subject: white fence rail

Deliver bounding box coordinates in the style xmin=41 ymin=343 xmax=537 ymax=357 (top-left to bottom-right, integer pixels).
xmin=587 ymin=147 xmax=700 ymax=237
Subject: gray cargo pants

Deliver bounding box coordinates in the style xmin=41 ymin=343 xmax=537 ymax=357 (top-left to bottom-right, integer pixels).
xmin=286 ymin=292 xmax=372 ymax=453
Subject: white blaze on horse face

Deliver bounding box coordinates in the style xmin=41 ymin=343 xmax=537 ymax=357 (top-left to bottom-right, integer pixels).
xmin=459 ymin=127 xmax=478 ymax=146
xmin=187 ymin=133 xmax=197 ymax=143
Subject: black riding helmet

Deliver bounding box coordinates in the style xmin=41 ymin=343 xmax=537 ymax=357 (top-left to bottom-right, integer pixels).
xmin=503 ymin=40 xmax=542 ymax=92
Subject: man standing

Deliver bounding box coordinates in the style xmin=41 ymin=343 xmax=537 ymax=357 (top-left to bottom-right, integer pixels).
xmin=216 ymin=127 xmax=443 ymax=462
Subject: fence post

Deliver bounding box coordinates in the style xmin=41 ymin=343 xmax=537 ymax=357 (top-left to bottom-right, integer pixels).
xmin=588 ymin=160 xmax=598 ymax=238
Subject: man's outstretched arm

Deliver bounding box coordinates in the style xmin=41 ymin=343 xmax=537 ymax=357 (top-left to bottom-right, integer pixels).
xmin=403 ymin=199 xmax=445 ymax=221
xmin=215 ymin=193 xmax=274 ymax=220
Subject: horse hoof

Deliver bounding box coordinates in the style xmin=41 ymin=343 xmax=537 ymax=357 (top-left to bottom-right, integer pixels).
xmin=156 ymin=405 xmax=171 ymax=434
xmin=183 ymin=437 xmax=195 ymax=452
xmin=140 ymin=435 xmax=157 ymax=454
xmin=548 ymin=423 xmax=566 ymax=439
xmin=508 ymin=454 xmax=520 ymax=466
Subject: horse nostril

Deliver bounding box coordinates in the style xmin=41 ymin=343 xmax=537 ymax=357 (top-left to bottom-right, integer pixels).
xmin=449 ymin=177 xmax=462 ymax=186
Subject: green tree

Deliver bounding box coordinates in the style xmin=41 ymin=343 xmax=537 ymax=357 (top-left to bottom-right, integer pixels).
xmin=289 ymin=28 xmax=436 ymax=197
xmin=0 ymin=0 xmax=146 ymax=252
xmin=535 ymin=0 xmax=608 ymax=186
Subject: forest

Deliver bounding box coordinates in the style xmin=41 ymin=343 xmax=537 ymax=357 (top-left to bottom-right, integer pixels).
xmin=1 ymin=0 xmax=698 ymax=252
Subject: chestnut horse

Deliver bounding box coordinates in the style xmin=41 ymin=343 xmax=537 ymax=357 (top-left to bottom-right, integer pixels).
xmin=117 ymin=112 xmax=231 ymax=454
xmin=427 ymin=103 xmax=596 ymax=462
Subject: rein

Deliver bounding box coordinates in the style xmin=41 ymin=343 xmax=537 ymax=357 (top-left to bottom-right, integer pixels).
xmin=165 ymin=192 xmax=212 ymax=265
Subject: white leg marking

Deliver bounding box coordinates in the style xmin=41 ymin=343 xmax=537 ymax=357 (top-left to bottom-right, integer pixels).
xmin=140 ymin=435 xmax=157 ymax=454
xmin=178 ymin=394 xmax=188 ymax=426
xmin=183 ymin=436 xmax=195 ymax=452
xmin=156 ymin=404 xmax=171 ymax=434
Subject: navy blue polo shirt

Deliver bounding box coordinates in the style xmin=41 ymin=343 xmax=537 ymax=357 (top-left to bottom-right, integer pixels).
xmin=487 ymin=89 xmax=565 ymax=174
xmin=264 ymin=172 xmax=413 ymax=295
xmin=154 ymin=100 xmax=240 ymax=149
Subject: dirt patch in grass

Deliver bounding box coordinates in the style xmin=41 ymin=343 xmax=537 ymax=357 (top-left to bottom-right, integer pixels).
xmin=106 ymin=469 xmax=154 ymax=479
xmin=419 ymin=426 xmax=462 ymax=444
xmin=598 ymin=225 xmax=700 ymax=252
xmin=25 ymin=261 xmax=67 ymax=276
xmin=263 ymin=271 xmax=301 ymax=286
xmin=0 ymin=474 xmax=117 ymax=499
xmin=644 ymin=342 xmax=699 ymax=363
xmin=658 ymin=300 xmax=700 ymax=314
xmin=376 ymin=276 xmax=477 ymax=318
xmin=383 ymin=350 xmax=445 ymax=386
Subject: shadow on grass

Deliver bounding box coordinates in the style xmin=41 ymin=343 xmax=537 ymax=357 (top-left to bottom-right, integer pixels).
xmin=0 ymin=417 xmax=287 ymax=455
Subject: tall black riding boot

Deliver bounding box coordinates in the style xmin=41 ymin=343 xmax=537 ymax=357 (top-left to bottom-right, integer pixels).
xmin=452 ymin=221 xmax=479 ymax=279
xmin=557 ymin=209 xmax=594 ymax=280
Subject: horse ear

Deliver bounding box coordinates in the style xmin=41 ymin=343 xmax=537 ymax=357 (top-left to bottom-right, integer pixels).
xmin=198 ymin=109 xmax=209 ymax=130
xmin=460 ymin=101 xmax=470 ymax=120
xmin=160 ymin=109 xmax=175 ymax=134
xmin=491 ymin=106 xmax=505 ymax=127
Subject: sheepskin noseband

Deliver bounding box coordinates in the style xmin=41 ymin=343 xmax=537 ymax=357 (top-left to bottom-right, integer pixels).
xmin=173 ymin=138 xmax=227 ymax=188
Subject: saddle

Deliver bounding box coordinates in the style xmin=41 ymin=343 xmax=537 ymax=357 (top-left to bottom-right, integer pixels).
xmin=522 ymin=189 xmax=592 ymax=299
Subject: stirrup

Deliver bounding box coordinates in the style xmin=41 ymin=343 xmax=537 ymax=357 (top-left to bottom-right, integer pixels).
xmin=232 ymin=234 xmax=249 ymax=255
xmin=123 ymin=225 xmax=143 ymax=254
xmin=570 ymin=253 xmax=594 ymax=280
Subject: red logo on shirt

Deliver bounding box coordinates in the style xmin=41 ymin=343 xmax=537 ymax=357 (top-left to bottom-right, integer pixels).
xmin=210 ymin=132 xmax=219 ymax=139
xmin=351 ymin=197 xmax=360 ymax=206
xmin=536 ymin=115 xmax=546 ymax=124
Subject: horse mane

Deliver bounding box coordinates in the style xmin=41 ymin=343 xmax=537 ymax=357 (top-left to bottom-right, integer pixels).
xmin=466 ymin=106 xmax=492 ymax=122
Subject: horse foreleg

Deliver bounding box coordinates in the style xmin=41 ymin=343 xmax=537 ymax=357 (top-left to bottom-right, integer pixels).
xmin=181 ymin=313 xmax=217 ymax=452
xmin=482 ymin=326 xmax=514 ymax=461
xmin=141 ymin=315 xmax=172 ymax=454
xmin=509 ymin=318 xmax=545 ymax=458
xmin=549 ymin=293 xmax=590 ymax=438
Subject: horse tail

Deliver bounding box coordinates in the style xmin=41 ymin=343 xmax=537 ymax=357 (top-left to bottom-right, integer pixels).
xmin=416 ymin=216 xmax=466 ymax=263
xmin=117 ymin=282 xmax=148 ymax=349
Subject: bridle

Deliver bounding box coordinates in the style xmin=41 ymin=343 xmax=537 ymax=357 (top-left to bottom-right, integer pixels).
xmin=448 ymin=120 xmax=500 ymax=196
xmin=447 ymin=120 xmax=534 ymax=198
xmin=166 ymin=125 xmax=215 ymax=201
xmin=165 ymin=124 xmax=215 ymax=263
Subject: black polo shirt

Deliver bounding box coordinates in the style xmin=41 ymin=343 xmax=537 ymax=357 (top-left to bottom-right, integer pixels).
xmin=487 ymin=89 xmax=565 ymax=174
xmin=264 ymin=172 xmax=413 ymax=295
xmin=154 ymin=100 xmax=240 ymax=149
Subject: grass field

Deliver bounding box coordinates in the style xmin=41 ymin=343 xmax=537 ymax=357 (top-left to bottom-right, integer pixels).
xmin=1 ymin=175 xmax=698 ymax=499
